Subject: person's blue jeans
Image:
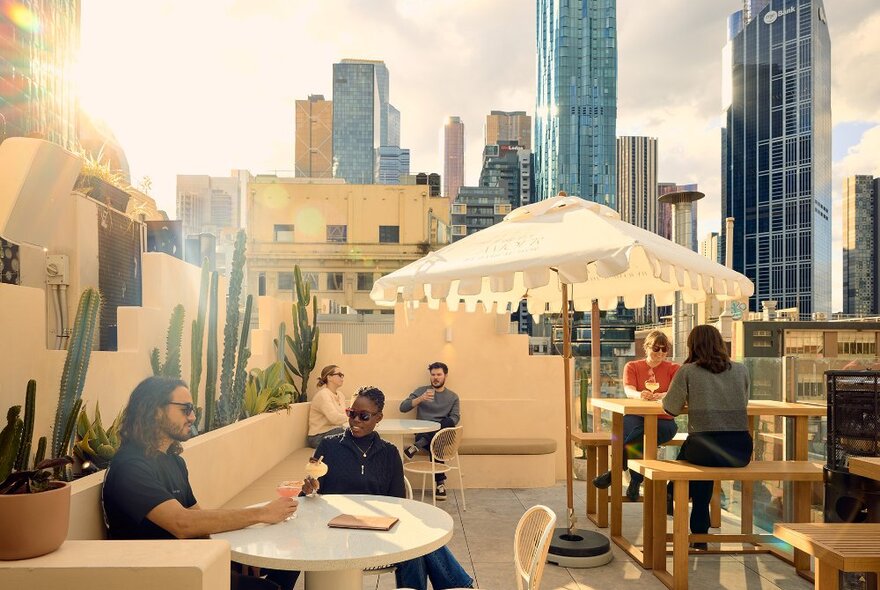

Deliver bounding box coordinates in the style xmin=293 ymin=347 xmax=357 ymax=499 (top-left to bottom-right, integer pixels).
xmin=414 ymin=417 xmax=456 ymax=484
xmin=394 ymin=546 xmax=473 ymax=590
xmin=622 ymin=415 xmax=678 ymax=485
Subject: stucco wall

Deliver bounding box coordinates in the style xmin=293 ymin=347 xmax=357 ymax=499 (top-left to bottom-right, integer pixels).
xmin=0 ymin=253 xmax=229 ymax=448
xmin=252 ymin=297 xmax=568 ymax=477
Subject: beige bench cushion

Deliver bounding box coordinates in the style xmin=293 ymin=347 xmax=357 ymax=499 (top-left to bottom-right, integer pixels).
xmin=459 ymin=438 xmax=556 ymax=455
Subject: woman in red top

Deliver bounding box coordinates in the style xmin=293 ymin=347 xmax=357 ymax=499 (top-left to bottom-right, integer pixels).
xmin=593 ymin=330 xmax=680 ymax=501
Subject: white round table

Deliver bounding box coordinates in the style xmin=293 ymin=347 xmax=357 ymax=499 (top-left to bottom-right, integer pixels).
xmin=376 ymin=419 xmax=440 ymax=456
xmin=211 ymin=494 xmax=453 ymax=590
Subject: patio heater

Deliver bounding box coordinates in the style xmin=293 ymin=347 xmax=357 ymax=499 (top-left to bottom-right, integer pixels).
xmin=657 ymin=190 xmax=703 ymax=357
xmin=825 ymin=370 xmax=880 ymax=589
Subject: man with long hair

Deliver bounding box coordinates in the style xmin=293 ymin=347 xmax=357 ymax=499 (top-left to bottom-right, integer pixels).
xmin=102 ymin=376 xmax=299 ymax=589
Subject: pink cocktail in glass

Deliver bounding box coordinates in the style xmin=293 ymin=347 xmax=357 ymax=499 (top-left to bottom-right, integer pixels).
xmin=277 ymin=480 xmax=304 ymax=498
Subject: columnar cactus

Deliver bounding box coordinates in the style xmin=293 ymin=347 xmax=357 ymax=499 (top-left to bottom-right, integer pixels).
xmin=14 ymin=380 xmax=36 ymax=471
xmin=229 ymin=294 xmax=253 ymax=422
xmin=151 ymin=304 xmax=185 ymax=378
xmin=189 ymin=263 xmax=210 ymax=423
xmin=52 ymin=288 xmax=101 ymax=459
xmin=283 ymin=266 xmax=319 ymax=402
xmin=217 ymin=230 xmax=247 ymax=426
xmin=204 ymin=272 xmax=219 ymax=432
xmin=0 ymin=406 xmax=23 ymax=483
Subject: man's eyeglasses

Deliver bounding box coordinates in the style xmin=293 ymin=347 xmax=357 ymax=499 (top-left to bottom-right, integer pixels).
xmin=651 ymin=345 xmax=668 ymax=353
xmin=330 ymin=372 xmax=345 ymax=378
xmin=167 ymin=401 xmax=195 ymax=416
xmin=345 ymin=408 xmax=379 ymax=421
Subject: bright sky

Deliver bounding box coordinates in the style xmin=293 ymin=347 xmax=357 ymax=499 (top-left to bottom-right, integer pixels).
xmin=78 ymin=0 xmax=880 ymax=312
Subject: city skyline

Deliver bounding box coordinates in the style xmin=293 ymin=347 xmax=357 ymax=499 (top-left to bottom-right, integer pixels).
xmin=74 ymin=0 xmax=880 ymax=312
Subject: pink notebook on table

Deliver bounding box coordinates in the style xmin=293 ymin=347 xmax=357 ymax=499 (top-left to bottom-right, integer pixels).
xmin=327 ymin=514 xmax=399 ymax=531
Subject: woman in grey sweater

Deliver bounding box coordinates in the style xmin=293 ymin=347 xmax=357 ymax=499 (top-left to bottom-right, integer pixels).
xmin=663 ymin=324 xmax=753 ymax=544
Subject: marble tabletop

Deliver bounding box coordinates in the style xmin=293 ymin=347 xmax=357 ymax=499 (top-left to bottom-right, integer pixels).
xmin=376 ymin=419 xmax=441 ymax=435
xmin=211 ymin=494 xmax=453 ymax=572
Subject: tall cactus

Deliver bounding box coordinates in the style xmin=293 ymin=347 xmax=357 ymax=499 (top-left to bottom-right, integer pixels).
xmin=13 ymin=380 xmax=36 ymax=471
xmin=52 ymin=288 xmax=101 ymax=459
xmin=189 ymin=263 xmax=210 ymax=423
xmin=229 ymin=294 xmax=254 ymax=422
xmin=217 ymin=230 xmax=247 ymax=427
xmin=284 ymin=265 xmax=319 ymax=402
xmin=151 ymin=304 xmax=185 ymax=378
xmin=204 ymin=271 xmax=219 ymax=432
xmin=0 ymin=406 xmax=23 ymax=483
xmin=274 ymin=322 xmax=286 ymax=364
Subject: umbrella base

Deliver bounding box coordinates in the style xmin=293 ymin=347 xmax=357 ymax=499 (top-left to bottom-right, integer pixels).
xmin=547 ymin=528 xmax=613 ymax=568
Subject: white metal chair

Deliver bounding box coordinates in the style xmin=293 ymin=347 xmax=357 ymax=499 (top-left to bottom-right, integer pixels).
xmin=445 ymin=505 xmax=557 ymax=590
xmin=364 ymin=476 xmax=414 ymax=588
xmin=402 ymin=426 xmax=466 ymax=509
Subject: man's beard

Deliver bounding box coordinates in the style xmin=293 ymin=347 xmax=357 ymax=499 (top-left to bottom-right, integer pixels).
xmin=159 ymin=414 xmax=193 ymax=443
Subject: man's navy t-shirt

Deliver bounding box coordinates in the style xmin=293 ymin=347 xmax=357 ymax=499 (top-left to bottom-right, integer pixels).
xmin=102 ymin=442 xmax=197 ymax=539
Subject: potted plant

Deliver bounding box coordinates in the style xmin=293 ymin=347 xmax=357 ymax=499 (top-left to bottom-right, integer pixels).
xmin=0 ymin=455 xmax=73 ymax=560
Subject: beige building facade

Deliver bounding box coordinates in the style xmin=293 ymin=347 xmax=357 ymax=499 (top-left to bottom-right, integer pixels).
xmin=294 ymin=95 xmax=333 ymax=178
xmin=246 ymin=177 xmax=450 ymax=311
xmin=485 ymin=110 xmax=531 ymax=149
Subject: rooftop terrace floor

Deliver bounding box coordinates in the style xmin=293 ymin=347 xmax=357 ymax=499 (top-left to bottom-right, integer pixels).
xmin=326 ymin=482 xmax=814 ymax=590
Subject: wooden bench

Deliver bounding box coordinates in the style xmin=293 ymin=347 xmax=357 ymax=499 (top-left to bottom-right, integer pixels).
xmin=571 ymin=432 xmax=611 ymax=527
xmin=774 ymin=523 xmax=880 ymax=590
xmin=658 ymin=433 xmax=724 ymax=528
xmin=630 ymin=459 xmax=823 ymax=590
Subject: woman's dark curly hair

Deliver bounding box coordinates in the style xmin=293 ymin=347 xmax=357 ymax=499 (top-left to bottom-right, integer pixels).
xmin=684 ymin=324 xmax=731 ymax=374
xmin=120 ymin=376 xmax=188 ymax=456
xmin=355 ymin=386 xmax=385 ymax=412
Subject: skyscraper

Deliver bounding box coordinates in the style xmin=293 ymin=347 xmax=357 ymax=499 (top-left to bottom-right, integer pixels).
xmin=444 ymin=116 xmax=464 ymax=201
xmin=721 ymin=0 xmax=832 ymax=316
xmin=616 ymin=136 xmax=657 ymax=232
xmin=177 ymin=175 xmax=242 ymax=237
xmin=332 ymin=59 xmax=398 ymax=184
xmin=377 ymin=146 xmax=410 ymax=185
xmin=294 ymin=95 xmax=333 ymax=178
xmin=479 ymin=141 xmax=532 ymax=208
xmin=485 ymin=111 xmax=531 ymax=150
xmin=842 ymin=176 xmax=880 ymax=316
xmin=0 ymin=0 xmax=80 ymax=149
xmin=535 ymin=0 xmax=617 ymax=205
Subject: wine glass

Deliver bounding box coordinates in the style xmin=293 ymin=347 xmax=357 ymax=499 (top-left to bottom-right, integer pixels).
xmin=645 ymin=378 xmax=660 ymax=399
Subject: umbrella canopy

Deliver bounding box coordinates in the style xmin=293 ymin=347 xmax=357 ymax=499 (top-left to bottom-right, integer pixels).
xmin=371 ymin=195 xmax=753 ymax=314
xmin=370 ymin=194 xmax=754 ymax=533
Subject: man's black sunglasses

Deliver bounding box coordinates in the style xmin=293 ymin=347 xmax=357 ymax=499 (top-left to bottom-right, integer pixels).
xmin=345 ymin=408 xmax=379 ymax=421
xmin=168 ymin=401 xmax=195 ymax=416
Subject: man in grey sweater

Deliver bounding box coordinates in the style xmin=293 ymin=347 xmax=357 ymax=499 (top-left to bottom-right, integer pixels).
xmin=400 ymin=361 xmax=461 ymax=499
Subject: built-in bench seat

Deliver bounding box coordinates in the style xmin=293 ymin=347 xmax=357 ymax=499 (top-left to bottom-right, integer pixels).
xmin=458 ymin=438 xmax=556 ymax=455
xmin=427 ymin=437 xmax=558 ymax=490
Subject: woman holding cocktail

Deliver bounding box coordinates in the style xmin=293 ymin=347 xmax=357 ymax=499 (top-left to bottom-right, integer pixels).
xmin=303 ymin=386 xmax=474 ymax=590
xmin=593 ymin=330 xmax=680 ymax=501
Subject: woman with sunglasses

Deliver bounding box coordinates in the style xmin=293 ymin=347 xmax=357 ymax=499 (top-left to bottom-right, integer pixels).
xmin=306 ymin=365 xmax=348 ymax=448
xmin=304 ymin=386 xmax=474 ymax=590
xmin=663 ymin=324 xmax=752 ymax=548
xmin=593 ymin=330 xmax=680 ymax=501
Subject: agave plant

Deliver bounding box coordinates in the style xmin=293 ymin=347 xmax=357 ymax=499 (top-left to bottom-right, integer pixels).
xmin=74 ymin=402 xmax=122 ymax=469
xmin=244 ymin=362 xmax=294 ymax=417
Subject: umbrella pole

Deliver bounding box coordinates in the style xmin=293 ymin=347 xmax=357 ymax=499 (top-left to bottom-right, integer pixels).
xmin=562 ymin=283 xmax=575 ymax=532
xmin=591 ymin=300 xmax=601 ymax=400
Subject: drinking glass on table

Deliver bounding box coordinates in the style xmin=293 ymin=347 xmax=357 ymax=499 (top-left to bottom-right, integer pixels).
xmin=644 ymin=377 xmax=660 ymax=400
xmin=276 ymin=480 xmax=303 ymax=518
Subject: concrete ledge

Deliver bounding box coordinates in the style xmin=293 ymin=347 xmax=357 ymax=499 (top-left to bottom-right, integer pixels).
xmin=0 ymin=540 xmax=230 ymax=590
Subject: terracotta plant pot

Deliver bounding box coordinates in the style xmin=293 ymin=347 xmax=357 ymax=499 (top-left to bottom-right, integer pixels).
xmin=0 ymin=481 xmax=71 ymax=560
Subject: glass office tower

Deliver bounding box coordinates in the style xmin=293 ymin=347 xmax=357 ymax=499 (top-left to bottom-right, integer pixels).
xmin=535 ymin=0 xmax=617 ymax=206
xmin=332 ymin=59 xmax=394 ymax=184
xmin=721 ymin=0 xmax=831 ymax=316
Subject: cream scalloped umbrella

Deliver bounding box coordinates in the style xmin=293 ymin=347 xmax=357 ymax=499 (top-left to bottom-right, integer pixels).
xmin=370 ymin=194 xmax=754 ymax=538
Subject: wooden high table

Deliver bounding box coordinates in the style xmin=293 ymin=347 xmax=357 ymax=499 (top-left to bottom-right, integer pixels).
xmin=591 ymin=398 xmax=826 ymax=568
xmin=849 ymin=457 xmax=880 ymax=481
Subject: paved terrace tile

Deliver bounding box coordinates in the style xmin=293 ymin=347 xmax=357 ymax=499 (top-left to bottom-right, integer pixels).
xmin=289 ymin=482 xmax=813 ymax=589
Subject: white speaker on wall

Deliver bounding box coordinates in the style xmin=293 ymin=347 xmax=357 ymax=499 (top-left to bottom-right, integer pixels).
xmin=0 ymin=137 xmax=82 ymax=248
